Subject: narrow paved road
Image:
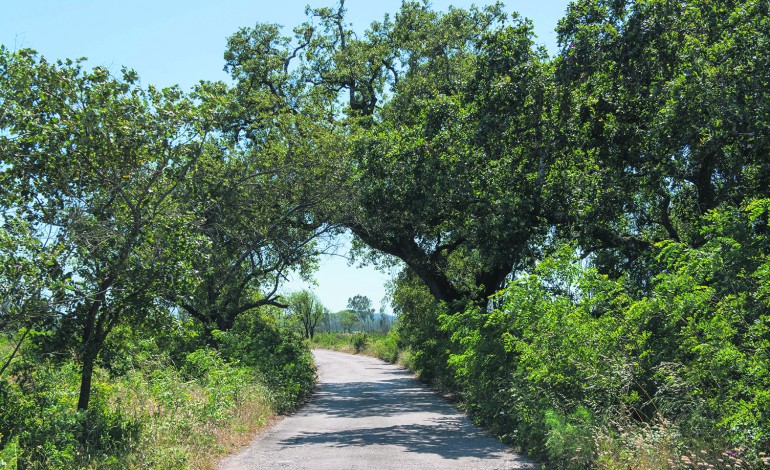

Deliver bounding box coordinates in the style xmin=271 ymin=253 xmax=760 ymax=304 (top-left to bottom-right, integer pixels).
xmin=219 ymin=349 xmax=538 ymax=469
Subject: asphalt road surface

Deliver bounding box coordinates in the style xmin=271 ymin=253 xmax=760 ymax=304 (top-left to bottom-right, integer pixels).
xmin=219 ymin=349 xmax=538 ymax=470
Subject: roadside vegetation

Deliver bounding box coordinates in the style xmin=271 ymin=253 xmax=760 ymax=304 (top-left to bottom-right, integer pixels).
xmin=3 ymin=0 xmax=770 ymax=468
xmin=0 ymin=41 xmax=322 ymax=468
xmin=313 ymin=331 xmax=401 ymax=364
xmin=0 ymin=309 xmax=314 ymax=469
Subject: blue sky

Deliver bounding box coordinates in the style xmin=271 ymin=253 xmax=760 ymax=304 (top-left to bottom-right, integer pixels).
xmin=2 ymin=0 xmax=570 ymax=312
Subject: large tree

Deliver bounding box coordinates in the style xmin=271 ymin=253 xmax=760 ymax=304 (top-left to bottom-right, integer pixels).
xmin=0 ymin=48 xmax=206 ymax=411
xmin=167 ymin=136 xmax=333 ymax=337
xmin=551 ymin=0 xmax=770 ymax=284
xmin=226 ymin=1 xmax=552 ymax=306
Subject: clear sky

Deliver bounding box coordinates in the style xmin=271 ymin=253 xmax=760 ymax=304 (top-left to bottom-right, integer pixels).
xmin=1 ymin=0 xmax=570 ymax=312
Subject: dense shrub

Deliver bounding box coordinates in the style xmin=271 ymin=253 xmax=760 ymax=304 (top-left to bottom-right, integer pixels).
xmin=390 ymin=269 xmax=457 ymax=390
xmin=216 ymin=309 xmax=315 ymax=412
xmin=442 ymin=201 xmax=770 ymax=466
xmin=369 ymin=331 xmax=400 ymax=363
xmin=0 ymin=360 xmax=140 ymax=468
xmin=0 ymin=348 xmax=283 ymax=469
xmin=0 ymin=306 xmax=316 ymax=468
xmin=350 ymin=332 xmax=368 ymax=353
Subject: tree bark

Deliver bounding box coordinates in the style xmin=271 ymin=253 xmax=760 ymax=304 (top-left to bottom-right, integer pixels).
xmin=77 ymin=343 xmax=98 ymax=411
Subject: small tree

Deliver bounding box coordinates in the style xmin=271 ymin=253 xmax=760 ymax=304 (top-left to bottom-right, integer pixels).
xmin=347 ymin=295 xmax=374 ymax=332
xmin=288 ymin=290 xmax=325 ymax=340
xmin=0 ymin=49 xmax=205 ymax=412
xmin=338 ymin=309 xmax=359 ymax=333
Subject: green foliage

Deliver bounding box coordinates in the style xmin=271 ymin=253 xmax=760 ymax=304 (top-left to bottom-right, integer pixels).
xmin=168 ymin=142 xmax=331 ymax=337
xmin=224 ymin=2 xmax=551 ymax=305
xmin=0 ymin=361 xmax=139 ymax=468
xmin=0 ymin=335 xmax=305 ymax=468
xmin=551 ymin=0 xmax=770 ymax=281
xmin=544 ymin=407 xmax=595 ymax=469
xmin=442 ymin=215 xmax=770 ymax=465
xmin=337 ymin=4 xmax=550 ymax=304
xmin=313 ymin=330 xmax=400 ymax=364
xmin=0 ymin=41 xmax=320 ymax=468
xmin=0 ymin=46 xmax=208 ymax=412
xmin=216 ymin=309 xmax=315 ymax=412
xmin=338 ymin=309 xmax=360 ymax=333
xmin=391 ymin=268 xmax=455 ymax=389
xmin=0 ymin=433 xmax=18 ymax=469
xmin=350 ymin=332 xmax=368 ymax=353
xmin=182 ymin=348 xmax=226 ymax=381
xmin=364 ymin=0 xmax=770 ymax=466
xmin=347 ymin=295 xmax=374 ymax=331
xmin=368 ymin=331 xmax=400 ymax=364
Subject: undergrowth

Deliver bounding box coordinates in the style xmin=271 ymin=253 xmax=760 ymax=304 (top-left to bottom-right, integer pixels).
xmin=0 ymin=310 xmax=315 ymax=469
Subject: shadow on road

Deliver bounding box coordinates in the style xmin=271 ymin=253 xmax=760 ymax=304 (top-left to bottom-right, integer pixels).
xmin=280 ymin=367 xmax=529 ymax=463
xmin=280 ymin=419 xmax=509 ymax=461
xmin=220 ymin=351 xmax=539 ymax=469
xmin=301 ymin=378 xmax=450 ymax=418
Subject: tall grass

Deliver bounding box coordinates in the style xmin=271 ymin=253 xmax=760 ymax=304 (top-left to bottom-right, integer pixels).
xmin=2 ymin=309 xmax=316 ymax=468
xmin=1 ymin=350 xmax=289 ymax=469
xmin=115 ymin=352 xmax=275 ymax=469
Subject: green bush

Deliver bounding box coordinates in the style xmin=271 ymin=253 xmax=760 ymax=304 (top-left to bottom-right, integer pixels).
xmin=216 ymin=309 xmax=315 ymax=412
xmin=441 ymin=201 xmax=770 ymax=467
xmin=0 ymin=360 xmax=139 ymax=469
xmin=183 ymin=348 xmax=226 ymax=381
xmin=0 ymin=345 xmax=279 ymax=469
xmin=0 ymin=308 xmax=307 ymax=469
xmin=350 ymin=332 xmax=368 ymax=353
xmin=369 ymin=331 xmax=400 ymax=363
xmin=0 ymin=433 xmax=18 ymax=469
xmin=390 ymin=269 xmax=456 ymax=389
xmin=543 ymin=407 xmax=595 ymax=469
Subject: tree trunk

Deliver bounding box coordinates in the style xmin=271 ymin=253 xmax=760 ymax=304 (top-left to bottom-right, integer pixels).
xmin=0 ymin=327 xmax=31 ymax=378
xmin=77 ymin=344 xmax=97 ymax=411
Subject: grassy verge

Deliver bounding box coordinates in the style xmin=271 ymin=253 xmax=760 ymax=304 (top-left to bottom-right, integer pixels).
xmin=115 ymin=352 xmax=277 ymax=469
xmin=1 ymin=353 xmax=278 ymax=469
xmin=1 ymin=312 xmax=316 ymax=469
